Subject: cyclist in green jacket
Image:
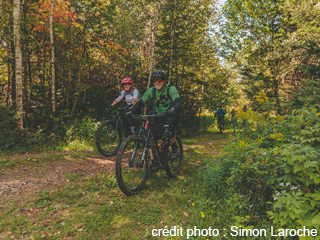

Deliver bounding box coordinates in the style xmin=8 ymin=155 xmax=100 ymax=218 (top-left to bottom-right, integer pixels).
xmin=129 ymin=69 xmax=182 ymax=159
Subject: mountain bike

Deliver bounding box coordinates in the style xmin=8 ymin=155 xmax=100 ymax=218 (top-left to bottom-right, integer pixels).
xmin=115 ymin=112 xmax=183 ymax=196
xmin=95 ymin=106 xmax=132 ymax=157
xmin=218 ymin=116 xmax=225 ymax=134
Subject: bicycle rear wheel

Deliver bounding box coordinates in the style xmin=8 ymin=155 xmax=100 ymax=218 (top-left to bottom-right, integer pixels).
xmin=95 ymin=119 xmax=122 ymax=157
xmin=115 ymin=135 xmax=149 ymax=196
xmin=165 ymin=135 xmax=183 ymax=178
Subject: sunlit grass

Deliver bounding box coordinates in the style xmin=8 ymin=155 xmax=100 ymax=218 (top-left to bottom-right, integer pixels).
xmin=0 ymin=132 xmax=227 ymax=239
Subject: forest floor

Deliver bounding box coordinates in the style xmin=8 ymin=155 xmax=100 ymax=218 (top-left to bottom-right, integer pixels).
xmin=0 ymin=131 xmax=229 ymax=240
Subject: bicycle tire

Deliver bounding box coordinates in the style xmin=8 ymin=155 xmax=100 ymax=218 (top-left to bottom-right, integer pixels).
xmin=95 ymin=119 xmax=122 ymax=157
xmin=165 ymin=135 xmax=183 ymax=178
xmin=115 ymin=135 xmax=149 ymax=196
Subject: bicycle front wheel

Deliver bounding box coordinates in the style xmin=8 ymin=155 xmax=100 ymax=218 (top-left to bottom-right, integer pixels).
xmin=165 ymin=135 xmax=183 ymax=178
xmin=95 ymin=119 xmax=122 ymax=157
xmin=115 ymin=135 xmax=149 ymax=196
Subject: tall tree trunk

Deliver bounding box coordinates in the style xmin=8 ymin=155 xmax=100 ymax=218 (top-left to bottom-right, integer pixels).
xmin=23 ymin=44 xmax=28 ymax=123
xmin=168 ymin=0 xmax=176 ymax=85
xmin=13 ymin=0 xmax=23 ymax=128
xmin=42 ymin=47 xmax=46 ymax=97
xmin=10 ymin=0 xmax=16 ymax=104
xmin=6 ymin=44 xmax=11 ymax=104
xmin=146 ymin=2 xmax=161 ymax=90
xmin=0 ymin=0 xmax=3 ymax=19
xmin=22 ymin=2 xmax=28 ymax=116
xmin=28 ymin=46 xmax=32 ymax=104
xmin=72 ymin=27 xmax=86 ymax=118
xmin=198 ymin=85 xmax=204 ymax=130
xmin=144 ymin=2 xmax=161 ymax=114
xmin=65 ymin=5 xmax=72 ymax=108
xmin=50 ymin=0 xmax=56 ymax=111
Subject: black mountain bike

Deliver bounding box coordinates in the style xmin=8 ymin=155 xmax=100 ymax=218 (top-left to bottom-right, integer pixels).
xmin=95 ymin=106 xmax=132 ymax=157
xmin=115 ymin=112 xmax=183 ymax=196
xmin=218 ymin=116 xmax=225 ymax=134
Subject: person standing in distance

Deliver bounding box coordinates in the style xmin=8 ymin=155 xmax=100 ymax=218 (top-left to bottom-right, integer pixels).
xmin=242 ymin=104 xmax=248 ymax=128
xmin=129 ymin=69 xmax=182 ymax=158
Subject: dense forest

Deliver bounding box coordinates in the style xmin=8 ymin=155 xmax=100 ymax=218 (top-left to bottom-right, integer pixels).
xmin=1 ymin=0 xmax=320 ymax=238
xmin=0 ymin=0 xmax=241 ymax=152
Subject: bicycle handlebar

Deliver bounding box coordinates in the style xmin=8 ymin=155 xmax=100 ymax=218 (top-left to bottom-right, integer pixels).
xmin=111 ymin=104 xmax=133 ymax=111
xmin=133 ymin=112 xmax=168 ymax=120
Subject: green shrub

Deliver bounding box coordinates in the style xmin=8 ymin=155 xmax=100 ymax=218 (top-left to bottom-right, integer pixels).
xmin=199 ymin=104 xmax=320 ymax=232
xmin=65 ymin=117 xmax=100 ymax=141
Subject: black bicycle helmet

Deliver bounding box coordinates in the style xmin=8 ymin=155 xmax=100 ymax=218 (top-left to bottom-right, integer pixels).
xmin=218 ymin=105 xmax=222 ymax=108
xmin=151 ymin=69 xmax=166 ymax=81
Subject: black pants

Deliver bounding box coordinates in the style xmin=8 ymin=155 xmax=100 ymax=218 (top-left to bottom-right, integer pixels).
xmin=153 ymin=113 xmax=180 ymax=138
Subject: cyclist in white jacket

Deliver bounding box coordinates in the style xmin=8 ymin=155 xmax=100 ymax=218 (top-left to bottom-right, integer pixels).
xmin=107 ymin=77 xmax=141 ymax=134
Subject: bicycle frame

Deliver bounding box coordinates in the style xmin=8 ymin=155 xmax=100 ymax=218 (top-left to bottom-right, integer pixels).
xmin=107 ymin=106 xmax=131 ymax=139
xmin=108 ymin=111 xmax=121 ymax=140
xmin=128 ymin=117 xmax=170 ymax=168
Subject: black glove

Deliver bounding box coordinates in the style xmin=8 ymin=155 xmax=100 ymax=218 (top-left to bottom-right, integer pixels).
xmin=106 ymin=105 xmax=113 ymax=111
xmin=166 ymin=108 xmax=175 ymax=116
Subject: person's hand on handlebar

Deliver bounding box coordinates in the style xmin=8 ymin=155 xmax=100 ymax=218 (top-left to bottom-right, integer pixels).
xmin=166 ymin=108 xmax=175 ymax=116
xmin=106 ymin=105 xmax=113 ymax=111
xmin=127 ymin=103 xmax=133 ymax=110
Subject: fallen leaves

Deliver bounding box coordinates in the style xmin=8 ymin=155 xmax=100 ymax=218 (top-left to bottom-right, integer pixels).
xmin=41 ymin=232 xmax=52 ymax=238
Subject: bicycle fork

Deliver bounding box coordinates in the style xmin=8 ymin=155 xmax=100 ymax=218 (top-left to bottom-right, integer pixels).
xmin=128 ymin=129 xmax=151 ymax=168
xmin=108 ymin=118 xmax=119 ymax=140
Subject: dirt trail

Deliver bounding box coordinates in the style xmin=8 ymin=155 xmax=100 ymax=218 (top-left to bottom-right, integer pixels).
xmin=0 ymin=138 xmax=225 ymax=203
xmin=0 ymin=155 xmax=116 ymax=202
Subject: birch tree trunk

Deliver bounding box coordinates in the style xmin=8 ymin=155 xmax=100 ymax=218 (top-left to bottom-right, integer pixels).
xmin=13 ymin=0 xmax=23 ymax=128
xmin=50 ymin=0 xmax=56 ymax=111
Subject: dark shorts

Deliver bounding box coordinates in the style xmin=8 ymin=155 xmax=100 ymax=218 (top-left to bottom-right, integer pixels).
xmin=152 ymin=113 xmax=180 ymax=138
xmin=124 ymin=108 xmax=142 ymax=128
xmin=218 ymin=116 xmax=224 ymax=124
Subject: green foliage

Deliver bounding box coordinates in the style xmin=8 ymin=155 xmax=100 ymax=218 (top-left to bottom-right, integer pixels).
xmin=199 ymin=103 xmax=320 ymax=232
xmin=201 ymin=135 xmax=277 ymax=213
xmin=0 ymin=103 xmax=21 ymax=150
xmin=267 ymin=107 xmax=320 ymax=230
xmin=65 ymin=117 xmax=100 ymax=142
xmin=199 ymin=114 xmax=215 ymax=132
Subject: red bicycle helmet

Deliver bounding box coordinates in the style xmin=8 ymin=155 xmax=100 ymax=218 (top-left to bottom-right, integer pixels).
xmin=121 ymin=77 xmax=133 ymax=84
